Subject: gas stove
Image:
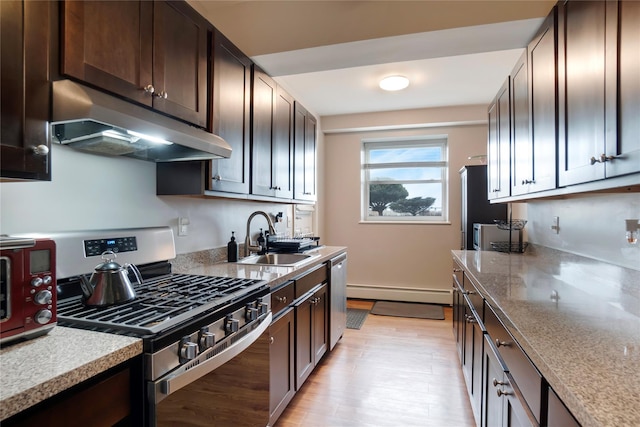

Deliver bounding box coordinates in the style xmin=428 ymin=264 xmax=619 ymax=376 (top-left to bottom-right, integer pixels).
xmin=43 ymin=226 xmax=272 ymax=426
xmin=57 ymin=273 xmax=267 ymax=336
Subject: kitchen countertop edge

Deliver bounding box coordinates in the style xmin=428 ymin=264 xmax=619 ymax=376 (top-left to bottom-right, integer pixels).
xmin=451 ymin=247 xmax=640 ymax=427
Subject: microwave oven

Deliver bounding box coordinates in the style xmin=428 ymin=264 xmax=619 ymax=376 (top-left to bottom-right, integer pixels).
xmin=473 ymin=223 xmax=511 ymax=250
xmin=0 ymin=237 xmax=57 ymax=345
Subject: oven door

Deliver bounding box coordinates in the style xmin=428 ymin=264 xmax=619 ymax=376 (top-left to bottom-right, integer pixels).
xmin=148 ymin=312 xmax=272 ymax=427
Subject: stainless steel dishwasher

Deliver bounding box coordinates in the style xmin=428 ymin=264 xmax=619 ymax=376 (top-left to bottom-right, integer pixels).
xmin=329 ymin=253 xmax=347 ymax=349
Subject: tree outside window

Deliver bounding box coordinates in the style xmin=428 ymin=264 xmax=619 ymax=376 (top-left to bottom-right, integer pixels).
xmin=362 ymin=137 xmax=448 ymax=222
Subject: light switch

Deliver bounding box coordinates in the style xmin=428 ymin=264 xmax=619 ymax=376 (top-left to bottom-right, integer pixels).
xmin=178 ymin=217 xmax=190 ymax=236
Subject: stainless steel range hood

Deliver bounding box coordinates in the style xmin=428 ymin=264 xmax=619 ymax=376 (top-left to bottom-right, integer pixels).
xmin=51 ymin=80 xmax=231 ymax=162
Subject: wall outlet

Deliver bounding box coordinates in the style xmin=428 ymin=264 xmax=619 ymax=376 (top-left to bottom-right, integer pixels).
xmin=178 ymin=217 xmax=190 ymax=236
xmin=551 ymin=216 xmax=559 ymax=234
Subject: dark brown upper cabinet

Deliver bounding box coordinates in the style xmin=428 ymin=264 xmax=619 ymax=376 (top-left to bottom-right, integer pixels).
xmin=294 ymin=102 xmax=317 ymax=202
xmin=1 ymin=0 xmax=51 ymax=181
xmin=524 ymin=9 xmax=558 ymax=194
xmin=251 ymin=66 xmax=294 ymax=199
xmin=509 ymin=51 xmax=531 ymax=197
xmin=487 ymin=77 xmax=511 ymax=200
xmin=557 ymin=0 xmax=607 ymax=186
xmin=604 ymin=0 xmax=640 ymax=178
xmin=208 ymin=29 xmax=252 ymax=194
xmin=61 ymin=0 xmax=208 ymax=128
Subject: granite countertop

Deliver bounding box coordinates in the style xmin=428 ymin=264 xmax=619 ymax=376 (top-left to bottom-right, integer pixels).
xmin=0 ymin=246 xmax=346 ymax=422
xmin=172 ymin=245 xmax=348 ymax=288
xmin=0 ymin=327 xmax=142 ymax=421
xmin=452 ymin=246 xmax=640 ymax=427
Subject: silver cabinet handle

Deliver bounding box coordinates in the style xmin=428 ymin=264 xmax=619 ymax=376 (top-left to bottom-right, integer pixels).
xmin=496 ymin=339 xmax=511 ymax=348
xmin=497 ymin=388 xmax=512 ymax=397
xmin=493 ymin=378 xmax=507 ymax=387
xmin=275 ymin=296 xmax=287 ymax=303
xmin=590 ymin=154 xmax=617 ymax=165
xmin=155 ymin=90 xmax=168 ymax=99
xmin=521 ymin=179 xmax=535 ymax=185
xmin=144 ymin=84 xmax=155 ymax=94
xmin=453 ymin=268 xmax=463 ymax=272
xmin=32 ymin=144 xmax=49 ymax=156
xmin=462 ymin=290 xmax=475 ymax=295
xmin=213 ymin=174 xmax=222 ymax=181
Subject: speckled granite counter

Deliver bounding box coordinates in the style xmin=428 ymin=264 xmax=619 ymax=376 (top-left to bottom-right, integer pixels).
xmin=452 ymin=246 xmax=640 ymax=427
xmin=172 ymin=245 xmax=347 ymax=289
xmin=0 ymin=326 xmax=142 ymax=421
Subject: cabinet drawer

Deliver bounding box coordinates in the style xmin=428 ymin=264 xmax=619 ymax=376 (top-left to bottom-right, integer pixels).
xmin=463 ymin=276 xmax=484 ymax=319
xmin=272 ymin=281 xmax=294 ymax=317
xmin=484 ymin=301 xmax=542 ymax=422
xmin=295 ymin=264 xmax=327 ymax=299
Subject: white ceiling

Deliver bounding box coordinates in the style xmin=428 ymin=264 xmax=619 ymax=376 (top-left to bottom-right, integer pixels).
xmin=189 ymin=1 xmax=550 ymax=118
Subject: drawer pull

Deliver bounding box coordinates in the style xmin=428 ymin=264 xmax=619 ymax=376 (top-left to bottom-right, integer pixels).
xmin=453 ymin=268 xmax=463 ymax=272
xmin=496 ymin=339 xmax=511 ymax=348
xmin=496 ymin=389 xmax=512 ymax=397
xmin=492 ymin=378 xmax=507 ymax=387
xmin=275 ymin=296 xmax=287 ymax=303
xmin=465 ymin=315 xmax=477 ymax=324
xmin=462 ymin=290 xmax=476 ymax=295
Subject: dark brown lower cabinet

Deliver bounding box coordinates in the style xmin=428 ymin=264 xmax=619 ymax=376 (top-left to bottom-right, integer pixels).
xmin=483 ymin=336 xmax=535 ymax=427
xmin=295 ymin=283 xmax=328 ymax=390
xmin=4 ymin=359 xmax=140 ymax=427
xmin=547 ymin=387 xmax=580 ymax=427
xmin=269 ymin=307 xmax=295 ymax=426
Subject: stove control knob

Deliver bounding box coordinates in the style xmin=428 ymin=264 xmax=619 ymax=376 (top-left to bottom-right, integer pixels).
xmin=34 ymin=290 xmax=53 ymax=305
xmin=179 ymin=340 xmax=199 ymax=362
xmin=245 ymin=304 xmax=258 ymax=321
xmin=198 ymin=328 xmax=215 ymax=350
xmin=34 ymin=309 xmax=53 ymax=325
xmin=31 ymin=277 xmax=43 ymax=287
xmin=257 ymin=302 xmax=269 ymax=316
xmin=42 ymin=275 xmax=53 ymax=286
xmin=225 ymin=316 xmax=239 ymax=333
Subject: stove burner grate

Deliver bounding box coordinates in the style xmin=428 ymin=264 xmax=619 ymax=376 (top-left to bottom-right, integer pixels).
xmin=57 ymin=273 xmax=266 ymax=336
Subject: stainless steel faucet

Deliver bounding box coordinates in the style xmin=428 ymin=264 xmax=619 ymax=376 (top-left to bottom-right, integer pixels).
xmin=244 ymin=211 xmax=277 ymax=257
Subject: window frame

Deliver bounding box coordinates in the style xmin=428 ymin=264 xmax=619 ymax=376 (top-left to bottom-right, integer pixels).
xmin=361 ymin=135 xmax=449 ymax=223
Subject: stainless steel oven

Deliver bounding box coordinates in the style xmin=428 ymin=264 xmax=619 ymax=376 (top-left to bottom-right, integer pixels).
xmin=51 ymin=227 xmax=272 ymax=426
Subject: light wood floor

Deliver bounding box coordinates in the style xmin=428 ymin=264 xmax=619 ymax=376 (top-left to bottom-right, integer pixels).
xmin=274 ymin=300 xmax=476 ymax=427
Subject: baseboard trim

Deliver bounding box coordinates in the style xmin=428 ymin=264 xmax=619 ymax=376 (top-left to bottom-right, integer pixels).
xmin=347 ymin=283 xmax=452 ymax=306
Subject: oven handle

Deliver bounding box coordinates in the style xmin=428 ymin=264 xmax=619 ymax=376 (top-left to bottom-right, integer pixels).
xmin=150 ymin=312 xmax=272 ymax=404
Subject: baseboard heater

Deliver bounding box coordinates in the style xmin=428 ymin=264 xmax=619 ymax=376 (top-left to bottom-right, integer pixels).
xmin=346 ymin=283 xmax=452 ymax=306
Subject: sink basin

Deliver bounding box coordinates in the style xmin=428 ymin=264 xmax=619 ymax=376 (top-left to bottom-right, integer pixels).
xmin=237 ymin=253 xmax=314 ymax=266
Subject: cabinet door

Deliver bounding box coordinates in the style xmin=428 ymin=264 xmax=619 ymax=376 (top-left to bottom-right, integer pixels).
xmin=527 ymin=10 xmax=558 ymax=194
xmin=558 ymin=0 xmax=607 ymax=186
xmin=488 ymin=78 xmax=511 ymax=199
xmin=312 ymin=284 xmax=328 ymax=363
xmin=510 ymin=52 xmax=531 ymax=196
xmin=294 ymin=292 xmax=314 ymax=389
xmin=61 ymin=0 xmax=153 ymax=107
xmin=547 ymin=387 xmax=580 ymax=427
xmin=209 ymin=29 xmax=252 ymax=194
xmin=153 ymin=0 xmax=208 ymax=128
xmin=251 ymin=66 xmax=276 ymax=197
xmin=483 ymin=336 xmax=504 ymax=427
xmin=269 ymin=308 xmax=295 ymax=426
xmin=605 ymin=0 xmax=640 ymax=177
xmin=294 ymin=102 xmax=317 ymax=201
xmin=1 ymin=0 xmax=51 ymax=181
xmin=273 ymin=86 xmax=294 ymax=199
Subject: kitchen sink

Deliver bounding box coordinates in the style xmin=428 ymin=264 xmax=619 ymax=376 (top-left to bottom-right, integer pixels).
xmin=236 ymin=253 xmax=315 ymax=266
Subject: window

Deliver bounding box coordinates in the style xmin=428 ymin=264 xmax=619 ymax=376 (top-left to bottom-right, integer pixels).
xmin=361 ymin=136 xmax=448 ymax=222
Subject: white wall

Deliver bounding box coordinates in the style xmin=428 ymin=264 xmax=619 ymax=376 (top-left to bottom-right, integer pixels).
xmin=0 ymin=144 xmax=293 ymax=255
xmin=319 ymin=105 xmax=489 ymax=304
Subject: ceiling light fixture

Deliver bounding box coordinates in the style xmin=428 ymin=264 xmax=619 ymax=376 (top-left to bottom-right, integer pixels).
xmin=379 ymin=75 xmax=409 ymax=91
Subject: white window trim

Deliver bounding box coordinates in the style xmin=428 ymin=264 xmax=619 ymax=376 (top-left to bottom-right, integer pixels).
xmin=361 ymin=136 xmax=449 ymax=223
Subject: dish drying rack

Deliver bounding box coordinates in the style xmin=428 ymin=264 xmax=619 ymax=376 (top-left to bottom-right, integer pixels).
xmin=490 ymin=219 xmax=528 ymax=253
xmin=267 ymin=233 xmax=320 ymax=252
